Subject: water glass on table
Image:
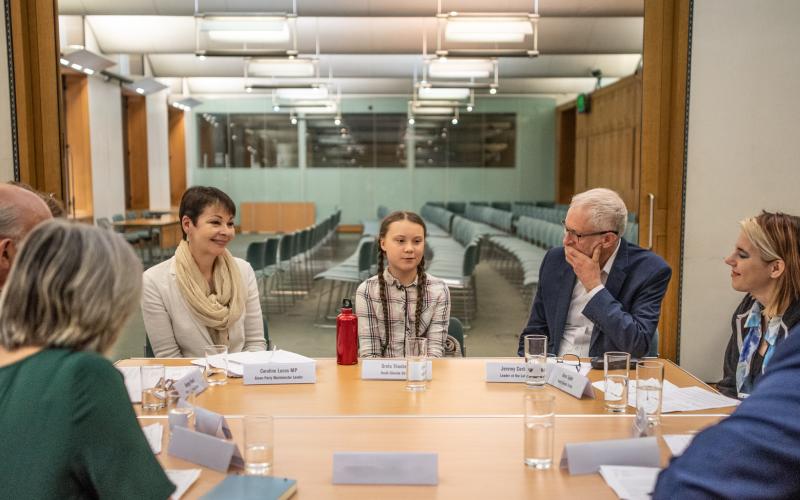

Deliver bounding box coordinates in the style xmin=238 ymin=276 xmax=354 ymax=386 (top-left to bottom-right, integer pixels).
xmin=204 ymin=344 xmax=228 ymax=386
xmin=167 ymin=389 xmax=196 ymax=430
xmin=141 ymin=365 xmax=166 ymax=412
xmin=244 ymin=415 xmax=274 ymax=476
xmin=604 ymin=352 xmax=630 ymax=413
xmin=405 ymin=337 xmax=428 ymax=392
xmin=523 ymin=393 xmax=556 ymax=469
xmin=524 ymin=335 xmax=548 ymax=388
xmin=636 ymin=360 xmax=665 ymax=427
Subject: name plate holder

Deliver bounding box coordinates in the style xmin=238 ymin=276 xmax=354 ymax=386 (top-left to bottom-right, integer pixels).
xmin=168 ymin=408 xmax=243 ymax=472
xmin=485 ymin=361 xmax=528 ymax=383
xmin=559 ymin=436 xmax=660 ymax=475
xmin=360 ymin=359 xmax=433 ymax=380
xmin=547 ymin=364 xmax=594 ymax=399
xmin=332 ymin=452 xmax=438 ymax=485
xmin=174 ymin=368 xmax=208 ymax=398
xmin=242 ymin=360 xmax=316 ymax=385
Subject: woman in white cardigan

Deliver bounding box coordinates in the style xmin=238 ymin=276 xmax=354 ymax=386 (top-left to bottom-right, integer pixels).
xmin=142 ymin=186 xmax=266 ymax=358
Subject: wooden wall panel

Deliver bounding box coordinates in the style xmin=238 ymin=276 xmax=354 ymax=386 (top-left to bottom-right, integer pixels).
xmin=63 ymin=74 xmax=92 ymax=217
xmin=640 ymin=0 xmax=690 ymax=362
xmin=240 ymin=202 xmax=315 ymax=233
xmin=9 ymin=0 xmax=64 ymax=197
xmin=125 ymin=95 xmax=149 ymax=210
xmin=168 ymin=108 xmax=187 ymax=207
xmin=555 ymin=104 xmax=577 ymax=204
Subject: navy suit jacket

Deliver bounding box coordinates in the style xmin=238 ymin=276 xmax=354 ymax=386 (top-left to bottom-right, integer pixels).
xmin=517 ymin=239 xmax=671 ymax=358
xmin=653 ymin=321 xmax=800 ymax=498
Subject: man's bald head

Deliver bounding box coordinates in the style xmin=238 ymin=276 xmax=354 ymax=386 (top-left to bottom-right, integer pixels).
xmin=0 ymin=183 xmax=53 ymax=288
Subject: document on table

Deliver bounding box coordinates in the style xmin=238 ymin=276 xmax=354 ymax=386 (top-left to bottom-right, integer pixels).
xmin=663 ymin=434 xmax=695 ymax=456
xmin=599 ymin=465 xmax=661 ymax=500
xmin=591 ymin=380 xmax=740 ymax=413
xmin=191 ymin=349 xmax=315 ymax=377
xmin=118 ymin=366 xmax=204 ymax=403
xmin=142 ymin=423 xmax=163 ymax=454
xmin=165 ymin=469 xmax=201 ymax=500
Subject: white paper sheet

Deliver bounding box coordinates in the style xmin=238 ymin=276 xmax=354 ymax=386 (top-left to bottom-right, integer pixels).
xmin=165 ymin=469 xmax=201 ymax=500
xmin=142 ymin=423 xmax=163 ymax=454
xmin=599 ymin=465 xmax=661 ymax=500
xmin=591 ymin=380 xmax=740 ymax=413
xmin=663 ymin=434 xmax=695 ymax=456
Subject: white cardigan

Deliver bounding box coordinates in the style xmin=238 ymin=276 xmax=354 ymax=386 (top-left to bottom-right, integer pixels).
xmin=141 ymin=256 xmax=266 ymax=358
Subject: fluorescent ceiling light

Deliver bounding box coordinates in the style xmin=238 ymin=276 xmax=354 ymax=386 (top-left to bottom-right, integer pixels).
xmin=124 ymin=77 xmax=169 ymax=96
xmin=276 ymin=87 xmax=329 ymax=100
xmin=411 ymin=106 xmax=457 ymax=115
xmin=248 ymin=58 xmax=315 ymax=77
xmin=201 ymin=17 xmax=290 ymax=44
xmin=60 ymin=49 xmax=115 ymax=74
xmin=445 ymin=18 xmax=532 ymax=43
xmin=428 ymin=58 xmax=493 ymax=79
xmin=419 ymin=87 xmax=470 ymax=100
xmin=173 ymin=97 xmax=202 ymax=109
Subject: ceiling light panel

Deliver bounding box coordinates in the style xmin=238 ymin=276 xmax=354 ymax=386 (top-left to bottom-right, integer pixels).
xmin=418 ymin=87 xmax=470 ymax=100
xmin=445 ymin=18 xmax=533 ymax=43
xmin=200 ymin=17 xmax=290 ymax=44
xmin=428 ymin=58 xmax=493 ymax=79
xmin=275 ymin=87 xmax=329 ymax=100
xmin=248 ymin=58 xmax=316 ymax=77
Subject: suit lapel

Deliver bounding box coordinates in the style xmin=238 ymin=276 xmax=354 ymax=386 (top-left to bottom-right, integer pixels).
xmin=589 ymin=240 xmax=629 ymax=353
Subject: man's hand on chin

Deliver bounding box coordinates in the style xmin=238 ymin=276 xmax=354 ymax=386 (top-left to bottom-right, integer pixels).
xmin=565 ymin=244 xmax=602 ymax=292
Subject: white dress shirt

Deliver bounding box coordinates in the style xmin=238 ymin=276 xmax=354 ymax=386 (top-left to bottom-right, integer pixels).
xmin=558 ymin=242 xmax=621 ymax=357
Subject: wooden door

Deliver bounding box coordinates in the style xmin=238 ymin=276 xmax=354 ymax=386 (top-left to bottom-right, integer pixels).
xmin=125 ymin=95 xmax=149 ymax=210
xmin=62 ymin=74 xmax=93 ymax=218
xmin=168 ymin=107 xmax=187 ymax=207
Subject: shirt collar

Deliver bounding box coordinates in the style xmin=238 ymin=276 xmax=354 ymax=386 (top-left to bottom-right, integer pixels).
xmin=383 ymin=267 xmax=418 ymax=288
xmin=602 ymin=240 xmax=622 ymax=276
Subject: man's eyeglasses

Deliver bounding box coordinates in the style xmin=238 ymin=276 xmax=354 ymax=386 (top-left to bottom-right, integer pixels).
xmin=561 ymin=220 xmax=618 ymax=241
xmin=547 ymin=353 xmax=582 ymax=373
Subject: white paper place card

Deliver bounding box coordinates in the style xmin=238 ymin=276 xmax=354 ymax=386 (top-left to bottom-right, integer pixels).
xmin=361 ymin=359 xmax=434 ymax=380
xmin=485 ymin=361 xmax=528 ymax=382
xmin=118 ymin=366 xmax=142 ymax=403
xmin=599 ymin=465 xmax=661 ymax=500
xmin=173 ymin=368 xmax=208 ymax=398
xmin=242 ymin=362 xmax=316 ymax=385
xmin=547 ymin=364 xmax=595 ymax=399
xmin=168 ymin=426 xmax=237 ymax=473
xmin=332 ymin=452 xmax=438 ymax=485
xmin=165 ymin=469 xmax=201 ymax=500
xmin=194 ymin=407 xmax=233 ymax=439
xmin=663 ymin=434 xmax=695 ymax=456
xmin=559 ymin=436 xmax=660 ymax=475
xmin=142 ymin=422 xmax=163 ymax=454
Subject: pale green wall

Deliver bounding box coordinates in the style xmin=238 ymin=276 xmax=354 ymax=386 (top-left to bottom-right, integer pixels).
xmin=188 ymin=96 xmax=555 ymax=224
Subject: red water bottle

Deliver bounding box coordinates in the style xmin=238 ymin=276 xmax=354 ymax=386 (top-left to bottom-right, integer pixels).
xmin=336 ymin=298 xmax=358 ymax=365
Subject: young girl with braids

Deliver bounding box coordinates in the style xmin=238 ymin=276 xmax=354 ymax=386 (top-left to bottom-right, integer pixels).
xmin=355 ymin=211 xmax=451 ymax=358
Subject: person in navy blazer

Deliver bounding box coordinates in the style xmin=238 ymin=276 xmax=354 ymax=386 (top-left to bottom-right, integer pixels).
xmin=517 ymin=188 xmax=671 ymax=358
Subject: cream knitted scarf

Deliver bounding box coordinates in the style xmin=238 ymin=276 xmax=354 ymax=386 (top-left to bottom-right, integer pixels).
xmin=174 ymin=240 xmax=245 ymax=346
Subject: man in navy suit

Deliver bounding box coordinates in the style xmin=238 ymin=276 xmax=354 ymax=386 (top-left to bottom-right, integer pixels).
xmin=653 ymin=316 xmax=800 ymax=498
xmin=517 ymin=188 xmax=671 ymax=358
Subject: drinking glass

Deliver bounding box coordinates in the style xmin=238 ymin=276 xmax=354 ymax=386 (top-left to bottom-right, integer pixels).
xmin=524 ymin=335 xmax=548 ymax=388
xmin=244 ymin=415 xmax=274 ymax=475
xmin=405 ymin=337 xmax=428 ymax=392
xmin=636 ymin=360 xmax=665 ymax=426
xmin=523 ymin=393 xmax=556 ymax=469
xmin=204 ymin=344 xmax=228 ymax=386
xmin=141 ymin=365 xmax=166 ymax=412
xmin=167 ymin=390 xmax=196 ymax=430
xmin=604 ymin=352 xmax=630 ymax=413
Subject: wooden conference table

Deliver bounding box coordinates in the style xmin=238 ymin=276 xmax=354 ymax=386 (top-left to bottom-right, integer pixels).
xmin=119 ymin=358 xmax=733 ymax=498
xmin=112 ymin=215 xmax=182 ymax=249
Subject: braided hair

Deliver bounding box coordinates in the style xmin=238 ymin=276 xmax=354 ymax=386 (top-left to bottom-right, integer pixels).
xmin=376 ymin=211 xmax=428 ymax=355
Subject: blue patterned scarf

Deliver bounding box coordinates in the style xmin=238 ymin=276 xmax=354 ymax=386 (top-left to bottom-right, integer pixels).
xmin=736 ymin=301 xmax=783 ymax=397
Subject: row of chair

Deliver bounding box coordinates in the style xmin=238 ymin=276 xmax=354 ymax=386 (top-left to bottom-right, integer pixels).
xmin=463 ymin=204 xmax=515 ymax=232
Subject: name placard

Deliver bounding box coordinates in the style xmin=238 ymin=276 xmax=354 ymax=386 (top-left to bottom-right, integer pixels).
xmin=361 ymin=359 xmax=433 ymax=380
xmin=168 ymin=426 xmax=238 ymax=472
xmin=333 ymin=452 xmax=438 ymax=485
xmin=547 ymin=364 xmax=595 ymax=399
xmin=174 ymin=368 xmax=208 ymax=398
xmin=485 ymin=362 xmax=528 ymax=383
xmin=559 ymin=436 xmax=660 ymax=475
xmin=242 ymin=361 xmax=316 ymax=385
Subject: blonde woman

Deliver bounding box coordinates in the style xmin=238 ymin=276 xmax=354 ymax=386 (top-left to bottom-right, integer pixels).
xmin=142 ymin=186 xmax=266 ymax=357
xmin=718 ymin=211 xmax=800 ymax=399
xmin=0 ymin=220 xmax=174 ymax=499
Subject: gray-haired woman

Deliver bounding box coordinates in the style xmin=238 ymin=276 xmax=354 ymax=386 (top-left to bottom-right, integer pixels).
xmin=0 ymin=219 xmax=174 ymax=499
